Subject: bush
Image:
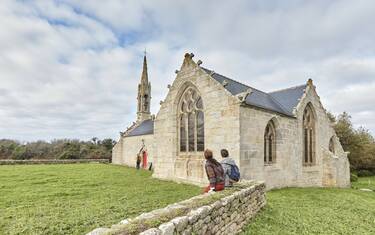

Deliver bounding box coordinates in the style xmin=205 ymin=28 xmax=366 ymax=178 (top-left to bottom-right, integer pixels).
xmin=350 ymin=173 xmax=358 ymax=182
xmin=357 ymin=169 xmax=375 ymax=177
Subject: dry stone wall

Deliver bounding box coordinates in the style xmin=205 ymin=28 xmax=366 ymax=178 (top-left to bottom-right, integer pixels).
xmin=87 ymin=181 xmax=266 ymax=235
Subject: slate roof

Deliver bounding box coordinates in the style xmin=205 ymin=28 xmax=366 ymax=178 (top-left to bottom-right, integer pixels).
xmin=123 ymin=68 xmax=307 ymax=138
xmin=202 ymin=67 xmax=306 ymax=117
xmin=126 ymin=119 xmax=154 ymax=137
xmin=269 ymin=85 xmax=307 ymax=114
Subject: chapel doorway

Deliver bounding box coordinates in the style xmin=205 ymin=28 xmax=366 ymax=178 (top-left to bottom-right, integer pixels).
xmin=142 ymin=151 xmax=148 ymax=169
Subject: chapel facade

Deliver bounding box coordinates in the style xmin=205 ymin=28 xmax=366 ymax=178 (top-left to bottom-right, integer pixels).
xmin=112 ymin=53 xmax=350 ymax=189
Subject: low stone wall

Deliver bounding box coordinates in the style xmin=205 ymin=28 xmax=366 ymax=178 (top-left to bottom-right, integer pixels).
xmin=88 ymin=181 xmax=266 ymax=235
xmin=0 ymin=159 xmax=109 ymax=165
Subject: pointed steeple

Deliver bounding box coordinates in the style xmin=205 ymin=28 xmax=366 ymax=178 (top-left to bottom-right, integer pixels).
xmin=140 ymin=52 xmax=148 ymax=86
xmin=137 ymin=52 xmax=152 ymax=122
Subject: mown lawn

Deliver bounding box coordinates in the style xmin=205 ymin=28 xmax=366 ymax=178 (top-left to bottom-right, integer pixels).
xmin=0 ymin=164 xmax=201 ymax=235
xmin=243 ymin=177 xmax=375 ymax=235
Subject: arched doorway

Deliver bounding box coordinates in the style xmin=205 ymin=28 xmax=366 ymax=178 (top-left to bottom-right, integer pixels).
xmin=142 ymin=151 xmax=148 ymax=169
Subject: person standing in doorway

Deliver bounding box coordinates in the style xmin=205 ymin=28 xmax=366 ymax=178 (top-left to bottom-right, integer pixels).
xmin=136 ymin=153 xmax=141 ymax=170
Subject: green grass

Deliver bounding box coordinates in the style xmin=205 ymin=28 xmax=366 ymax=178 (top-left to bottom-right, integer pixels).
xmin=0 ymin=164 xmax=200 ymax=235
xmin=352 ymin=176 xmax=375 ymax=191
xmin=243 ymin=177 xmax=375 ymax=235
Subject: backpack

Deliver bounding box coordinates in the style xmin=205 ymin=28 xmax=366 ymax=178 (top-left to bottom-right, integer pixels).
xmin=225 ymin=163 xmax=240 ymax=182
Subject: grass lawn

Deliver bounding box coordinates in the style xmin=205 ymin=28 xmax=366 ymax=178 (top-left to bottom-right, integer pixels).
xmin=243 ymin=177 xmax=375 ymax=235
xmin=0 ymin=164 xmax=201 ymax=235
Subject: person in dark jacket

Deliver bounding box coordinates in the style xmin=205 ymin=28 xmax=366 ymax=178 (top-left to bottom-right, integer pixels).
xmin=204 ymin=149 xmax=225 ymax=193
xmin=220 ymin=149 xmax=238 ymax=187
xmin=136 ymin=154 xmax=141 ymax=170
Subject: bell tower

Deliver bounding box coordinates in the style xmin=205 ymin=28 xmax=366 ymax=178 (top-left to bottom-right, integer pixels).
xmin=136 ymin=52 xmax=152 ymax=122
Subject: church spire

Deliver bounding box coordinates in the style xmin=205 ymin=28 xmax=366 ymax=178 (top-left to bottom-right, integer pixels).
xmin=141 ymin=50 xmax=148 ymax=85
xmin=137 ymin=53 xmax=152 ymax=122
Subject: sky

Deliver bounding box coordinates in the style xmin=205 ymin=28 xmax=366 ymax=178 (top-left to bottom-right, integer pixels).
xmin=0 ymin=0 xmax=374 ymax=142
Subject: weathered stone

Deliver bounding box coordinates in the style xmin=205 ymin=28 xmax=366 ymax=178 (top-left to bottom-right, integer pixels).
xmin=171 ymin=216 xmax=189 ymax=232
xmin=136 ymin=212 xmax=155 ymax=220
xmin=192 ymin=219 xmax=204 ymax=233
xmin=86 ymin=228 xmax=110 ymax=235
xmin=203 ymin=215 xmax=211 ymax=224
xmin=139 ymin=228 xmax=161 ymax=235
xmin=158 ymin=222 xmax=175 ymax=235
xmin=181 ymin=227 xmax=192 ymax=235
xmin=187 ymin=209 xmax=201 ymax=224
xmin=119 ymin=218 xmax=131 ymax=225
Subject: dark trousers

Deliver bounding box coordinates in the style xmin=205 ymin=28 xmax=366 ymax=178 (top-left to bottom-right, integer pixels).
xmin=136 ymin=161 xmax=141 ymax=169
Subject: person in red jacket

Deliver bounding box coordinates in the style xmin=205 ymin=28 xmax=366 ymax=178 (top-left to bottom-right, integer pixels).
xmin=203 ymin=149 xmax=225 ymax=193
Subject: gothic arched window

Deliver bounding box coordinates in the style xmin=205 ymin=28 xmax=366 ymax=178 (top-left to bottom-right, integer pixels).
xmin=329 ymin=136 xmax=335 ymax=154
xmin=264 ymin=120 xmax=276 ymax=164
xmin=179 ymin=87 xmax=204 ymax=152
xmin=303 ymin=104 xmax=316 ymax=165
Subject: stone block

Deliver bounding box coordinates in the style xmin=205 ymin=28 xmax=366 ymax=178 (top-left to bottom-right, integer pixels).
xmin=158 ymin=222 xmax=175 ymax=235
xmin=171 ymin=216 xmax=189 ymax=233
xmin=139 ymin=228 xmax=161 ymax=235
xmin=86 ymin=228 xmax=110 ymax=235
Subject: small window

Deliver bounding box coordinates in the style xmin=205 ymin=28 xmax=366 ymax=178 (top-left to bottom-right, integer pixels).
xmin=303 ymin=104 xmax=316 ymax=165
xmin=264 ymin=120 xmax=276 ymax=164
xmin=329 ymin=137 xmax=335 ymax=154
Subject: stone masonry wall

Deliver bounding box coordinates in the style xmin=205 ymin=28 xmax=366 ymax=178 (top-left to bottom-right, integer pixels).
xmin=153 ymin=54 xmax=241 ymax=186
xmin=239 ymin=82 xmax=350 ymax=189
xmin=87 ymin=181 xmax=266 ymax=235
xmin=239 ymin=106 xmax=299 ymax=189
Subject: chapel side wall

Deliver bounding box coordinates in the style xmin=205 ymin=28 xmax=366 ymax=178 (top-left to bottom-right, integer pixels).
xmin=153 ymin=55 xmax=241 ymax=186
xmin=120 ymin=134 xmax=154 ymax=168
xmin=239 ymin=106 xmax=299 ymax=189
xmin=294 ymin=83 xmax=350 ymax=187
xmin=239 ymin=83 xmax=350 ymax=189
xmin=112 ymin=138 xmax=123 ymax=165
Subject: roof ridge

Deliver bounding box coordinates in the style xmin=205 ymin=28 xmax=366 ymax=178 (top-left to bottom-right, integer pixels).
xmin=269 ymin=84 xmax=306 ymax=94
xmin=202 ymin=67 xmax=294 ymax=116
xmin=202 ymin=67 xmax=271 ymax=96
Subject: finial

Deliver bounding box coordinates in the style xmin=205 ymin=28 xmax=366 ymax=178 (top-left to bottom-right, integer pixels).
xmin=144 ymin=48 xmax=147 ymax=57
xmin=175 ymin=70 xmax=179 ymax=74
xmin=184 ymin=52 xmax=195 ymax=59
xmin=197 ymin=60 xmax=202 ymax=66
xmin=167 ymin=84 xmax=171 ymax=89
xmin=307 ymin=78 xmax=313 ymax=86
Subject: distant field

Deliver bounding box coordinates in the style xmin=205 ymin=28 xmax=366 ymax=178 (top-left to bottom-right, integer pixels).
xmin=0 ymin=164 xmax=200 ymax=235
xmin=243 ymin=177 xmax=375 ymax=235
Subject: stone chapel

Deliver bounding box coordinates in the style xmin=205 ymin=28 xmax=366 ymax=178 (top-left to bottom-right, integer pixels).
xmin=112 ymin=52 xmax=350 ymax=189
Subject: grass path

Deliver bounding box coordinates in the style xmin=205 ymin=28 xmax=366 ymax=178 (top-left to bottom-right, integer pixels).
xmin=0 ymin=164 xmax=200 ymax=235
xmin=243 ymin=177 xmax=375 ymax=235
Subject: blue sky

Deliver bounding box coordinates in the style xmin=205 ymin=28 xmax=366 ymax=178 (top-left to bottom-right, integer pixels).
xmin=1 ymin=0 xmax=375 ymax=141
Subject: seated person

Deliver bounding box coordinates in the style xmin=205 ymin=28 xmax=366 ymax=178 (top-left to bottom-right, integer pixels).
xmin=203 ymin=149 xmax=225 ymax=193
xmin=220 ymin=149 xmax=240 ymax=187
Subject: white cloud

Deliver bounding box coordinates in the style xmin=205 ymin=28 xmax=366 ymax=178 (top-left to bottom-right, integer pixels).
xmin=0 ymin=0 xmax=374 ymax=141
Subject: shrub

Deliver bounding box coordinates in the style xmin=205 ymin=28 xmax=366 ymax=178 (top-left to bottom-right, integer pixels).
xmin=350 ymin=173 xmax=358 ymax=182
xmin=357 ymin=169 xmax=375 ymax=177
